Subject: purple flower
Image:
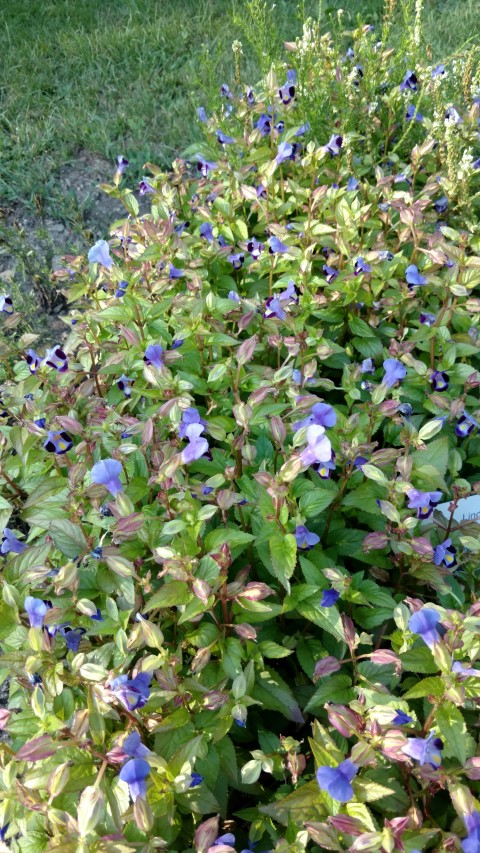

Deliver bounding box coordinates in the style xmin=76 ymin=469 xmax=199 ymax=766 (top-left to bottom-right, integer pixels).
xmin=115 ymin=280 xmax=128 ymax=298
xmin=462 ymin=811 xmax=480 ymax=853
xmin=169 ymin=264 xmax=184 ymax=279
xmin=456 ymin=414 xmax=478 ymax=437
xmin=402 ymin=732 xmax=443 ymax=768
xmin=179 ymin=408 xmax=207 ymax=438
xmin=256 ymin=184 xmax=267 ymax=199
xmin=316 ymin=759 xmax=358 ymax=801
xmin=123 ymin=731 xmax=150 ymax=759
xmin=138 ymin=178 xmax=155 ymax=195
xmin=189 ymin=772 xmax=204 ymax=788
xmin=296 ymin=122 xmax=310 ymax=136
xmin=255 ymin=113 xmax=273 ymax=136
xmin=278 ymin=82 xmax=295 ymax=104
xmin=246 ymin=87 xmax=255 ymax=105
xmin=247 ymin=238 xmax=264 ymax=260
xmin=182 ymin=423 xmax=209 ymax=464
xmin=119 ymin=758 xmax=150 ymax=801
xmin=88 ymin=239 xmax=113 ymax=269
xmin=220 ymin=84 xmax=232 ymax=99
xmin=0 ymin=295 xmax=13 ymax=314
xmin=25 ymin=349 xmax=40 ymax=373
xmin=420 ymin=312 xmax=436 ymax=326
xmin=44 ymin=346 xmax=68 ymax=373
xmin=434 ymin=195 xmax=449 ymax=214
xmin=292 ymin=369 xmax=315 ymax=385
xmin=280 ymin=280 xmax=298 ymax=303
xmin=409 ymin=608 xmax=442 ymax=648
xmin=354 ymin=257 xmax=371 ymax=276
xmin=34 ymin=418 xmax=46 ymax=429
xmin=473 ymin=158 xmax=480 ymax=170
xmin=62 ymin=627 xmax=85 ymax=653
xmin=382 ymin=358 xmax=406 ymax=387
xmin=400 ymin=70 xmax=418 ymax=92
xmin=300 ymin=424 xmax=333 ymax=467
xmin=196 ymin=156 xmax=217 ymax=178
xmin=25 ymin=597 xmax=48 ymax=628
xmin=200 ymin=222 xmax=214 ymax=242
xmin=354 ymin=456 xmax=368 ymax=470
xmin=228 ymin=291 xmax=240 ymax=302
xmin=110 ymin=672 xmax=152 ymax=711
xmin=406 ymin=264 xmax=427 ymax=287
xmin=144 ymin=344 xmax=164 ymax=369
xmin=432 ymin=64 xmax=445 ymax=78
xmin=264 ymin=297 xmax=285 ymax=320
xmin=269 ymin=236 xmax=288 ymax=254
xmin=452 ymin=661 xmax=480 ymax=680
xmin=294 ymin=525 xmax=320 ymax=550
xmin=214 ymin=835 xmax=236 ymax=847
xmin=434 ymin=538 xmax=457 ymax=569
xmin=445 ymin=106 xmax=462 ymax=124
xmin=346 ymin=176 xmax=359 ymax=191
xmin=361 ymin=358 xmax=374 ymax=374
xmin=217 ymin=130 xmax=235 ymax=145
xmin=314 ymin=456 xmax=336 ymax=479
xmin=325 ymin=134 xmax=343 ymax=156
xmin=91 ymin=459 xmax=123 ymax=497
xmin=117 ymin=374 xmax=134 ymax=398
xmin=197 ymin=106 xmax=207 ymax=122
xmin=321 ymin=589 xmax=340 ymax=607
xmin=1 ymin=528 xmax=26 ymax=555
xmin=228 ymin=252 xmax=244 ymax=270
xmin=379 ymin=250 xmax=394 ymax=261
xmin=407 ymin=488 xmax=442 ymax=519
xmin=392 ymin=710 xmax=413 ymax=725
xmin=43 ymin=430 xmax=73 ymax=455
xmin=430 ymin=370 xmax=449 ymax=392
xmin=276 ymin=142 xmax=294 ymax=164
xmin=322 ymin=264 xmax=339 ymax=284
xmin=294 ymin=401 xmax=336 ymax=432
xmin=116 ymin=156 xmax=129 ymax=175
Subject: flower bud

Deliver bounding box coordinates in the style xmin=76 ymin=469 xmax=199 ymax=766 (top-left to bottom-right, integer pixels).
xmin=192 ymin=579 xmax=211 ymax=605
xmin=350 ymin=832 xmax=383 ymax=851
xmin=133 ymin=795 xmax=153 ymax=832
xmin=465 ymin=757 xmax=480 ymax=780
xmin=203 ymin=691 xmax=229 ymax=710
xmin=238 ymin=582 xmax=275 ymax=601
xmin=77 ymin=785 xmax=104 ymax=837
xmin=363 ymin=531 xmax=389 ymax=552
xmin=380 ymin=730 xmax=408 ymax=761
xmin=195 ymin=815 xmax=219 ymax=853
xmin=326 ymin=703 xmax=363 ymax=737
xmin=46 ymin=762 xmax=71 ymax=799
xmin=350 ymin=741 xmax=375 ymax=766
xmin=329 ymin=814 xmax=364 ymax=835
xmin=234 ymin=623 xmax=257 ymax=640
xmin=370 ymin=649 xmax=401 ymax=674
xmin=270 ymin=415 xmax=286 ymax=445
xmin=313 ymin=656 xmax=341 ymax=681
xmin=305 ymin=821 xmax=343 ymax=847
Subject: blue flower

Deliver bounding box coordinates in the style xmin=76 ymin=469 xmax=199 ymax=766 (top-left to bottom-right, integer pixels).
xmin=24 ymin=597 xmax=48 ymax=629
xmin=62 ymin=627 xmax=85 ymax=653
xmin=217 ymin=130 xmax=235 ymax=145
xmin=44 ymin=345 xmax=68 ymax=373
xmin=346 ymin=176 xmax=359 ymax=191
xmin=138 ymin=178 xmax=155 ymax=195
xmin=182 ymin=424 xmax=209 ymax=464
xmin=91 ymin=459 xmax=123 ymax=497
xmin=382 ymin=358 xmax=406 ymax=387
xmin=409 ymin=608 xmax=442 ymax=648
xmin=117 ymin=374 xmax=134 ymax=398
xmin=406 ymin=103 xmax=424 ymax=122
xmin=294 ymin=401 xmax=336 ymax=432
xmin=434 ymin=538 xmax=457 ymax=569
xmin=119 ymin=758 xmax=150 ymax=801
xmin=178 ymin=408 xmax=207 ymax=438
xmin=316 ymin=759 xmax=358 ymax=801
xmin=25 ymin=349 xmax=40 ymax=373
xmin=269 ymin=236 xmax=288 ymax=254
xmin=420 ymin=312 xmax=436 ymax=326
xmin=456 ymin=414 xmax=479 ymax=437
xmin=123 ymin=731 xmax=150 ymax=758
xmin=323 ymin=264 xmax=339 ymax=283
xmin=264 ymin=297 xmax=285 ymax=320
xmin=228 ymin=252 xmax=245 ymax=269
xmin=434 ymin=195 xmax=449 ymax=214
xmin=189 ymin=772 xmax=204 ymax=788
xmin=214 ymin=835 xmax=236 ymax=847
xmin=400 ymin=70 xmax=418 ymax=91
xmin=246 ymin=238 xmax=264 ymax=259
xmin=169 ymin=264 xmax=184 ymax=279
xmin=430 ymin=370 xmax=449 ymax=392
xmin=402 ymin=732 xmax=443 ymax=768
xmin=295 ymin=122 xmax=310 ymax=136
xmin=200 ymin=222 xmax=214 ymax=242
xmin=452 ymin=661 xmax=480 ymax=680
xmin=392 ymin=709 xmax=413 ymax=725
xmin=110 ymin=671 xmax=152 ymax=711
xmin=196 ymin=156 xmax=217 ymax=178
xmin=445 ymin=106 xmax=462 ymax=124
xmin=321 ymin=589 xmax=340 ymax=607
xmin=300 ymin=424 xmax=332 ymax=468
xmin=197 ymin=106 xmax=207 ymax=122
xmin=34 ymin=418 xmax=46 ymax=429
xmin=88 ymin=239 xmax=113 ymax=269
xmin=276 ymin=142 xmax=294 ymax=164
xmin=278 ymin=82 xmax=296 ymax=104
xmin=1 ymin=528 xmax=26 ymax=555
xmin=432 ymin=64 xmax=445 ymax=78
xmin=228 ymin=291 xmax=241 ymax=302
xmin=361 ymin=358 xmax=374 ymax=374
xmin=325 ymin=134 xmax=343 ymax=156
xmin=406 ymin=264 xmax=427 ymax=287
xmin=294 ymin=525 xmax=320 ymax=550
xmin=115 ymin=280 xmax=128 ymax=298
xmin=0 ymin=295 xmax=13 ymax=314
xmin=462 ymin=811 xmax=480 ymax=853
xmin=144 ymin=344 xmax=164 ymax=368
xmin=354 ymin=257 xmax=371 ymax=276
xmin=407 ymin=488 xmax=442 ymax=519
xmin=43 ymin=430 xmax=73 ymax=455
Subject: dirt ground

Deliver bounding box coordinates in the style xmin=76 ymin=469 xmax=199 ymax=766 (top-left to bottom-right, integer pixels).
xmin=0 ymin=151 xmax=132 ymax=343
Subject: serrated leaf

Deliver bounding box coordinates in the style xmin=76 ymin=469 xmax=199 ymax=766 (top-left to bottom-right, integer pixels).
xmin=143 ymin=581 xmax=193 ymax=612
xmin=403 ymin=676 xmax=445 ymax=699
xmin=252 ymin=666 xmax=304 ymax=724
xmin=400 ymin=647 xmax=438 ymax=674
xmin=299 ymin=488 xmax=336 ymax=517
xmin=436 ymin=702 xmax=466 ymax=764
xmin=49 ymin=519 xmax=87 ymax=558
xmin=259 ymin=780 xmax=326 ymax=825
xmin=268 ymin=531 xmax=297 ymax=592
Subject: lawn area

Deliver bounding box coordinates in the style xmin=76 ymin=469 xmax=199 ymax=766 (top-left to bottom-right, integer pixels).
xmin=0 ymin=0 xmax=479 ymax=214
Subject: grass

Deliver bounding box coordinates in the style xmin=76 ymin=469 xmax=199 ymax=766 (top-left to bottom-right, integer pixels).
xmin=0 ymin=0 xmax=479 ymax=219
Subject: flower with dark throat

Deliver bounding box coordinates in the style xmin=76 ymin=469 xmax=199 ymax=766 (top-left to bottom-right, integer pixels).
xmin=402 ymin=732 xmax=443 ymax=768
xmin=43 ymin=430 xmax=73 ymax=454
xmin=25 ymin=349 xmax=40 ymax=373
xmin=110 ymin=671 xmax=152 ymax=711
xmin=409 ymin=608 xmax=442 ymax=647
xmin=434 ymin=538 xmax=457 ymax=569
xmin=294 ymin=525 xmax=320 ymax=550
xmin=430 ymin=370 xmax=449 ymax=392
xmin=117 ymin=374 xmax=134 ymax=398
xmin=144 ymin=344 xmax=164 ymax=369
xmin=456 ymin=414 xmax=478 ymax=437
xmin=325 ymin=134 xmax=343 ymax=156
xmin=24 ymin=597 xmax=48 ymax=629
xmin=382 ymin=359 xmax=406 ymax=387
xmin=407 ymin=488 xmax=442 ymax=519
xmin=0 ymin=295 xmax=13 ymax=314
xmin=406 ymin=264 xmax=427 ymax=287
xmin=228 ymin=252 xmax=244 ymax=270
xmin=399 ymin=70 xmax=418 ymax=91
xmin=44 ymin=346 xmax=68 ymax=373
xmin=278 ymin=82 xmax=295 ymax=105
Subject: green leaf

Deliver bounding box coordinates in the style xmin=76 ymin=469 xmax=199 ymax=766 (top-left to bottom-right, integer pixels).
xmin=436 ymin=702 xmax=466 ymax=764
xmin=143 ymin=581 xmax=193 ymax=612
xmin=400 ymin=647 xmax=438 ymax=674
xmin=299 ymin=488 xmax=336 ymax=517
xmin=252 ymin=666 xmax=304 ymax=724
xmin=268 ymin=531 xmax=297 ymax=592
xmin=49 ymin=519 xmax=87 ymax=558
xmin=305 ymin=674 xmax=354 ymax=713
xmin=259 ymin=780 xmax=326 ymax=825
xmin=403 ymin=676 xmax=445 ymax=699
